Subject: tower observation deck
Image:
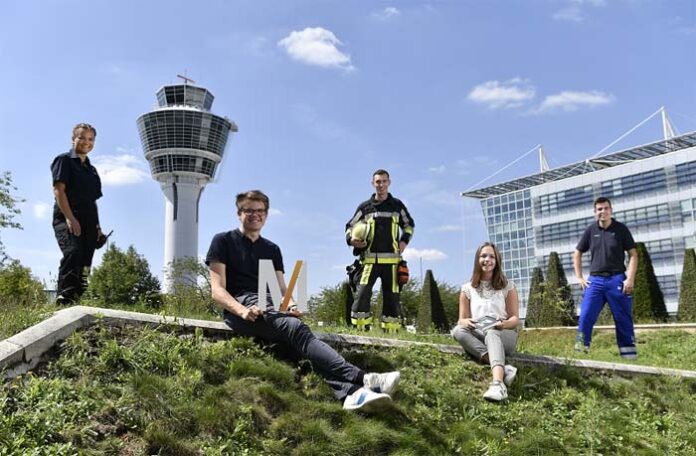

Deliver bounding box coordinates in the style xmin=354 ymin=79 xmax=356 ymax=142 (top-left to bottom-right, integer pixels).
xmin=137 ymin=81 xmax=237 ymax=291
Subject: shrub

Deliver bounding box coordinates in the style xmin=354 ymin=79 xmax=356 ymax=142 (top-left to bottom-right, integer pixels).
xmin=0 ymin=259 xmax=47 ymax=304
xmin=633 ymin=242 xmax=667 ymax=322
xmin=677 ymin=248 xmax=696 ymax=322
xmin=86 ymin=244 xmax=161 ymax=307
xmin=523 ymin=267 xmax=545 ymax=327
xmin=164 ymin=257 xmax=217 ymax=316
xmin=307 ymin=281 xmax=351 ymax=325
xmin=417 ymin=270 xmax=449 ymax=332
xmin=544 ymin=252 xmax=577 ymax=326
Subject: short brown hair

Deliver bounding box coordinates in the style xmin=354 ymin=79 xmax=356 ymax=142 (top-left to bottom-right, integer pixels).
xmin=236 ymin=190 xmax=269 ymax=212
xmin=594 ymin=196 xmax=612 ymax=208
xmin=72 ymin=123 xmax=97 ymax=139
xmin=373 ymin=169 xmax=390 ymax=179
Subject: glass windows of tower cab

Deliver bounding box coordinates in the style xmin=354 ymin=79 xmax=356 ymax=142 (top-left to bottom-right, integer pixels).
xmin=157 ymin=86 xmax=214 ymax=110
xmin=149 ymin=155 xmax=216 ymax=177
xmin=137 ymin=111 xmax=230 ymax=157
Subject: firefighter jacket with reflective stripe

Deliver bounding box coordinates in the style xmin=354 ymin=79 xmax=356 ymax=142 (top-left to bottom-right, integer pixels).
xmin=345 ymin=193 xmax=414 ymax=257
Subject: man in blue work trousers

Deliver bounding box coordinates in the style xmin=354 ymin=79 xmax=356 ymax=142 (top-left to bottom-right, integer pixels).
xmin=573 ymin=197 xmax=638 ymax=359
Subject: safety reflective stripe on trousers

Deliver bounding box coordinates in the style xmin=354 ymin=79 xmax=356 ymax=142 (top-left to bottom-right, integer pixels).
xmin=360 ymin=264 xmax=373 ymax=285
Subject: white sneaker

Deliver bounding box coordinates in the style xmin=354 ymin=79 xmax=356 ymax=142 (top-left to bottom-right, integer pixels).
xmin=503 ymin=365 xmax=517 ymax=386
xmin=343 ymin=387 xmax=392 ymax=412
xmin=363 ymin=371 xmax=400 ymax=395
xmin=483 ymin=380 xmax=508 ymax=402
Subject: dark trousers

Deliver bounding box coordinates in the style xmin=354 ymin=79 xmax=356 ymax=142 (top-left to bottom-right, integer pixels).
xmin=352 ymin=262 xmax=401 ymax=318
xmin=225 ymin=293 xmax=365 ymax=401
xmin=577 ymin=273 xmax=636 ymax=358
xmin=53 ymin=219 xmax=97 ymax=304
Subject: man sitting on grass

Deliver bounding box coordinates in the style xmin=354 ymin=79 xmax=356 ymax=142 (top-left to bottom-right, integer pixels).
xmin=207 ymin=190 xmax=400 ymax=412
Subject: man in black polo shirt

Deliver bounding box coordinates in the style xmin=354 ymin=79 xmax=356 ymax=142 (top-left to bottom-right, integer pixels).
xmin=207 ymin=190 xmax=400 ymax=412
xmin=573 ymin=197 xmax=638 ymax=358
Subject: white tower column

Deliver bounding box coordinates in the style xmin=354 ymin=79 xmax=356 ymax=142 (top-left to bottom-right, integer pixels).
xmin=161 ymin=176 xmax=205 ymax=291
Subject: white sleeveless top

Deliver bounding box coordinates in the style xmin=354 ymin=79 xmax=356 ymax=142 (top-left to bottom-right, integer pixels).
xmin=461 ymin=279 xmax=515 ymax=320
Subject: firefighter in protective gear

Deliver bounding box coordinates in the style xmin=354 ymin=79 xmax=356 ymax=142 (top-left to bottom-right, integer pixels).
xmin=345 ymin=169 xmax=415 ymax=332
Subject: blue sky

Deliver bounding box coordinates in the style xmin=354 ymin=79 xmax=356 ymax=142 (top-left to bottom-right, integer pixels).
xmin=1 ymin=0 xmax=695 ymax=296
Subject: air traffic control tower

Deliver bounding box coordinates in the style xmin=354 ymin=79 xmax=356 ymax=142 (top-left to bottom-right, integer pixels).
xmin=137 ymin=78 xmax=237 ymax=291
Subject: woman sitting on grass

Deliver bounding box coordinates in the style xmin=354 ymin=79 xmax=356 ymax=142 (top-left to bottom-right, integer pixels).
xmin=452 ymin=242 xmax=521 ymax=402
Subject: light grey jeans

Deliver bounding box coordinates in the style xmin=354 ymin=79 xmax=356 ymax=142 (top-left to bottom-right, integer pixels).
xmin=452 ymin=325 xmax=518 ymax=368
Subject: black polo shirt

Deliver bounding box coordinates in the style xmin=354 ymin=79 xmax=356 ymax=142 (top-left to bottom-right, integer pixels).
xmin=576 ymin=219 xmax=636 ymax=274
xmin=50 ymin=149 xmax=102 ymax=224
xmin=205 ymin=229 xmax=284 ymax=297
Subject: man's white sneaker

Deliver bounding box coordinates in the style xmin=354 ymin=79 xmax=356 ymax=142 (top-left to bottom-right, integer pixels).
xmin=363 ymin=371 xmax=400 ymax=395
xmin=343 ymin=387 xmax=392 ymax=413
xmin=483 ymin=380 xmax=508 ymax=402
xmin=503 ymin=365 xmax=517 ymax=386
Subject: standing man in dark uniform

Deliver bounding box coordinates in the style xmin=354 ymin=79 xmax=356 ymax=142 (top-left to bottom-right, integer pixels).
xmin=573 ymin=197 xmax=638 ymax=358
xmin=207 ymin=190 xmax=400 ymax=412
xmin=345 ymin=169 xmax=415 ymax=332
xmin=51 ymin=123 xmax=105 ymax=305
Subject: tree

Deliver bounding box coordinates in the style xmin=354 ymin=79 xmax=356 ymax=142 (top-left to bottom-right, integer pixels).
xmin=543 ymin=252 xmax=577 ymax=326
xmin=0 ymin=171 xmax=23 ymax=263
xmin=165 ymin=257 xmax=217 ymax=315
xmin=87 ymin=244 xmax=161 ymax=307
xmin=678 ymin=248 xmax=696 ymax=322
xmin=307 ymin=281 xmax=352 ymax=325
xmin=523 ymin=267 xmax=545 ymax=327
xmin=632 ymin=242 xmax=668 ymax=322
xmin=0 ymin=259 xmax=47 ymax=304
xmin=417 ymin=270 xmax=449 ymax=333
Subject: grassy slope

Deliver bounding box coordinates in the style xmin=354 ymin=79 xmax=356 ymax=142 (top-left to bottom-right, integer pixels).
xmin=1 ymin=323 xmax=695 ymax=455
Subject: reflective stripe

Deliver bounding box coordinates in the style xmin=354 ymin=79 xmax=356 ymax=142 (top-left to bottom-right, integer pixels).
xmin=352 ymin=317 xmax=372 ymax=329
xmin=360 ymin=264 xmax=373 ymax=284
xmin=363 ymin=252 xmax=400 ymax=259
xmin=391 ymin=215 xmax=399 ymax=253
xmin=403 ymin=226 xmax=414 ymax=235
xmin=367 ymin=218 xmax=375 ymax=249
xmin=365 ymin=211 xmax=400 ymax=219
xmin=391 ymin=264 xmax=398 ymax=292
xmin=363 ymin=257 xmax=400 ymax=264
xmin=619 ymin=346 xmax=637 ymax=354
xmin=347 ymin=210 xmax=363 ymax=228
xmin=400 ymin=209 xmax=412 ymax=227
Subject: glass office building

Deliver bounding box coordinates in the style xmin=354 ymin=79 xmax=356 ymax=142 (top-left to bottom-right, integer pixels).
xmin=463 ymin=131 xmax=696 ymax=317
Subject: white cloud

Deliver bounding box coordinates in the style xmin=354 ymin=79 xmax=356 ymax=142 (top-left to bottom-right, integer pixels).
xmin=434 ymin=224 xmax=462 ymax=232
xmin=553 ymin=0 xmax=606 ymax=23
xmin=553 ymin=6 xmax=584 ymax=22
xmin=269 ymin=208 xmax=282 ymax=216
xmin=93 ymin=154 xmax=150 ymax=186
xmin=372 ymin=7 xmax=401 ymax=20
xmin=32 ymin=201 xmax=51 ymax=220
xmin=278 ymin=27 xmax=354 ymax=71
xmin=428 ymin=165 xmax=446 ymax=174
xmin=403 ymin=248 xmax=448 ymax=262
xmin=535 ymin=90 xmax=615 ymax=113
xmin=467 ymin=78 xmax=536 ymax=109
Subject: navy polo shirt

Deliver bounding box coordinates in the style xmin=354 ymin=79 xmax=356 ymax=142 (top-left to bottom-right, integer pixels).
xmin=50 ymin=149 xmax=102 ymax=224
xmin=205 ymin=229 xmax=284 ymax=297
xmin=576 ymin=219 xmax=636 ymax=274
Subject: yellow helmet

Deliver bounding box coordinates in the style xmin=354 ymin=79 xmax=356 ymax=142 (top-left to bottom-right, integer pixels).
xmin=351 ymin=221 xmax=371 ymax=242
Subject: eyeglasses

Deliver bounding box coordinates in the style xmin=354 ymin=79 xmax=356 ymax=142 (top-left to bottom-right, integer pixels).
xmin=239 ymin=208 xmax=268 ymax=215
